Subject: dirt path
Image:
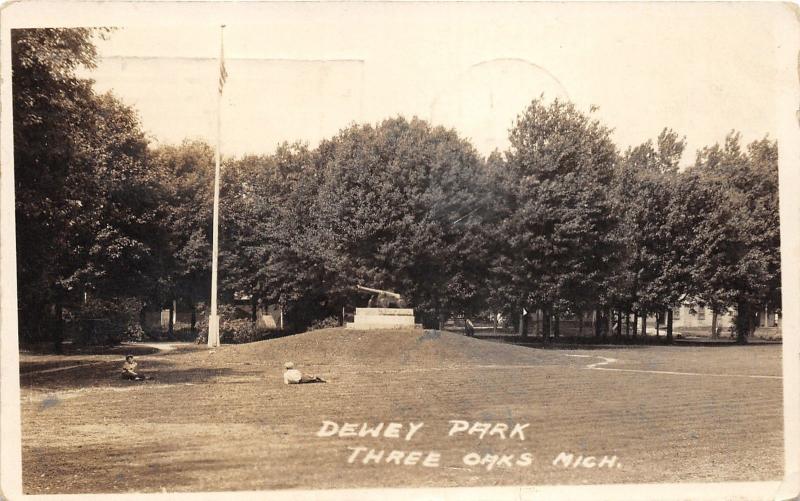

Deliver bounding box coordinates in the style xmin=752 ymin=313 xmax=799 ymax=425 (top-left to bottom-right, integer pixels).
xmin=21 ymin=342 xmax=188 ymax=376
xmin=134 ymin=342 xmax=179 ymax=353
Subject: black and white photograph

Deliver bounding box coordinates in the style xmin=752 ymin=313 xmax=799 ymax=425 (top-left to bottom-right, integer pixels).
xmin=1 ymin=2 xmax=798 ymax=500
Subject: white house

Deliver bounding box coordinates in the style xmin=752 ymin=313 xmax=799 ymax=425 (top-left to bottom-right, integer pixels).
xmin=654 ymin=304 xmax=779 ymax=334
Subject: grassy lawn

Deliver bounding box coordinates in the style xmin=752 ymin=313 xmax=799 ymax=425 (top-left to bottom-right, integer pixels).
xmin=19 ymin=328 xmax=783 ymax=494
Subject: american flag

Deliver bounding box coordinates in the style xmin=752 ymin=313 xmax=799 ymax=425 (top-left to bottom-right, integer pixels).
xmin=218 ymin=39 xmax=228 ymax=95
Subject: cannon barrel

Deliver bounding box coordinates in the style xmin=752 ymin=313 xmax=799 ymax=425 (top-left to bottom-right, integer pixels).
xmin=356 ymin=284 xmax=401 ymax=298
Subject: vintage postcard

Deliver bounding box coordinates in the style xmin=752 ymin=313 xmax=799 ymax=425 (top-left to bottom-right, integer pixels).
xmin=1 ymin=2 xmax=798 ymax=500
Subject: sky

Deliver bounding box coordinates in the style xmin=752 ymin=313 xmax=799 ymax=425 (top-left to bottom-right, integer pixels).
xmin=80 ymin=2 xmax=789 ymax=165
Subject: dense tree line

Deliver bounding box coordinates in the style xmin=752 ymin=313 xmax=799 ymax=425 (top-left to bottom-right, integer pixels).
xmin=13 ymin=29 xmax=780 ymax=347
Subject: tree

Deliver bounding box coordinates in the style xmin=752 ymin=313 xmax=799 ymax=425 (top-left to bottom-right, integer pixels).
xmin=611 ymin=129 xmax=689 ymax=342
xmin=660 ymin=171 xmax=719 ymax=341
xmin=490 ymin=99 xmax=620 ymax=340
xmin=690 ymin=133 xmax=780 ymax=343
xmin=218 ymin=142 xmax=327 ymax=331
xmin=13 ymin=28 xmax=158 ymax=346
xmin=13 ymin=28 xmax=99 ymax=344
xmin=62 ymin=92 xmax=158 ymax=299
xmin=311 ymin=117 xmax=489 ymax=327
xmin=147 ymin=140 xmax=216 ymax=335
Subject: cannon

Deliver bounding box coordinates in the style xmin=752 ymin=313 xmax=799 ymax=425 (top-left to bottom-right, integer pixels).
xmin=356 ymin=285 xmax=408 ymax=308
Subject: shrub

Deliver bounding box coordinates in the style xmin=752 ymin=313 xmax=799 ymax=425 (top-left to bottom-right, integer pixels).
xmin=72 ymin=297 xmax=145 ymax=345
xmin=220 ymin=318 xmax=272 ymax=344
xmin=193 ymin=303 xmax=273 ymax=344
xmin=308 ymin=316 xmax=341 ymax=331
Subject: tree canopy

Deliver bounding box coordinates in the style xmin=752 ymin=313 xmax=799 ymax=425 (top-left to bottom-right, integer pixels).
xmin=12 ymin=29 xmax=781 ymax=346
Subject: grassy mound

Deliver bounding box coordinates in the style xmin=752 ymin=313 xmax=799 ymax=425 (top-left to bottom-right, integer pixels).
xmin=202 ymin=327 xmax=556 ymax=370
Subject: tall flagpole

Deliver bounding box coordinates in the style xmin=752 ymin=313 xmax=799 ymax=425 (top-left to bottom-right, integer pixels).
xmin=208 ymin=24 xmax=226 ymax=348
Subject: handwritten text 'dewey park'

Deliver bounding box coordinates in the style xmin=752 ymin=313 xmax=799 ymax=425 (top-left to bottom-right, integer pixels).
xmin=315 ymin=421 xmax=622 ymax=471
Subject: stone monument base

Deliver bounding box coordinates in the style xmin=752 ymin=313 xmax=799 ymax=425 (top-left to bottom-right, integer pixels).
xmin=346 ymin=307 xmax=419 ymax=330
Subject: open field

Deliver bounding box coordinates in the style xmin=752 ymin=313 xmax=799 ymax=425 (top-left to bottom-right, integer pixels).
xmin=19 ymin=328 xmax=783 ymax=494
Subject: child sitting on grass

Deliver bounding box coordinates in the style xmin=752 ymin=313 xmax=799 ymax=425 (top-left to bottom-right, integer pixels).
xmin=122 ymin=355 xmax=152 ymax=381
xmin=283 ymin=362 xmax=325 ymax=384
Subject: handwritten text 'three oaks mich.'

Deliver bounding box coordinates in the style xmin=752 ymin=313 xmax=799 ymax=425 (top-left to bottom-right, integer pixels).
xmin=315 ymin=420 xmax=622 ymax=471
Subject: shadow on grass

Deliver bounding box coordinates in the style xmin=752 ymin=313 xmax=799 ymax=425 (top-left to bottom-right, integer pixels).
xmin=149 ymin=366 xmax=235 ymax=384
xmin=20 ymin=357 xmax=235 ymax=391
xmin=22 ymin=442 xmax=241 ymax=495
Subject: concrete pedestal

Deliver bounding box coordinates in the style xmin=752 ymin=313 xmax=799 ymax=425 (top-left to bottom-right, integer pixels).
xmin=346 ymin=308 xmax=418 ymax=330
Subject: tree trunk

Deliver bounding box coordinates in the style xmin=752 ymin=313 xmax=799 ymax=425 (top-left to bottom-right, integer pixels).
xmin=616 ymin=310 xmax=623 ymax=339
xmin=191 ymin=304 xmax=197 ymax=334
xmin=168 ymin=300 xmax=174 ymax=339
xmin=519 ymin=308 xmax=527 ymax=338
xmin=735 ymin=300 xmax=749 ymax=344
xmin=554 ymin=313 xmax=560 ymax=338
xmin=641 ymin=313 xmax=647 ymax=337
xmin=711 ymin=310 xmax=718 ymax=339
xmin=542 ymin=306 xmax=551 ymax=343
xmin=625 ymin=311 xmax=630 ymax=337
xmin=251 ymin=295 xmax=258 ymax=324
xmin=632 ymin=313 xmax=638 ymax=339
xmin=578 ymin=311 xmax=584 ymax=335
xmin=139 ymin=306 xmax=147 ymax=338
xmin=593 ymin=309 xmax=600 ymax=338
xmin=666 ymin=309 xmax=673 ymax=344
xmin=54 ymin=303 xmax=64 ymax=354
xmin=602 ymin=309 xmax=607 ymax=337
xmin=656 ymin=313 xmax=660 ymax=337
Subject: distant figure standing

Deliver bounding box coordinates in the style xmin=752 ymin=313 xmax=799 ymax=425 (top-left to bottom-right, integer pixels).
xmin=465 ymin=319 xmax=475 ymax=337
xmin=121 ymin=355 xmax=151 ymax=381
xmin=283 ymin=362 xmax=326 ymax=384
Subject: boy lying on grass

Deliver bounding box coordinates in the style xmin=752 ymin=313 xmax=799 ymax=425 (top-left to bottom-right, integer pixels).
xmin=122 ymin=355 xmax=152 ymax=381
xmin=283 ymin=362 xmax=326 ymax=384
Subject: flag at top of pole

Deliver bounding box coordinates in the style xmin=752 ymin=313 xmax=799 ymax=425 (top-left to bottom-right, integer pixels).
xmin=208 ymin=24 xmax=226 ymax=348
xmin=218 ymin=34 xmax=228 ymax=94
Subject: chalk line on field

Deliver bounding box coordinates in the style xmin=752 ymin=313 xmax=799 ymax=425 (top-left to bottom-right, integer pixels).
xmin=564 ymin=354 xmax=781 ymax=380
xmin=591 ymin=366 xmax=781 ymax=379
xmin=23 ymin=360 xmax=112 ymax=375
xmin=564 ymin=354 xmax=617 ymax=369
